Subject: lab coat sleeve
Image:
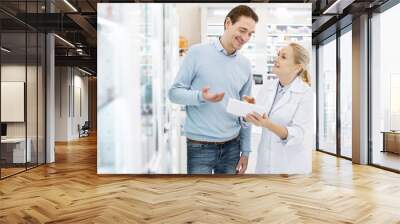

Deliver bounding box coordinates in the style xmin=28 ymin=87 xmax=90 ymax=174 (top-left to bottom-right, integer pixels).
xmin=281 ymin=90 xmax=314 ymax=147
xmin=168 ymin=49 xmax=207 ymax=106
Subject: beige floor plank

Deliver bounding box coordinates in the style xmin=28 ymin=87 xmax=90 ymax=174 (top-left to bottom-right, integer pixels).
xmin=0 ymin=135 xmax=399 ymax=223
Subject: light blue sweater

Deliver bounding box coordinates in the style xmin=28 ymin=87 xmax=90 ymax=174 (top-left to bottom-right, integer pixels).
xmin=168 ymin=39 xmax=252 ymax=156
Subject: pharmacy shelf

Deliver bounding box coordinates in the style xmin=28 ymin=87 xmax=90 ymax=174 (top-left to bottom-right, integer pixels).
xmin=201 ymin=6 xmax=311 ymax=76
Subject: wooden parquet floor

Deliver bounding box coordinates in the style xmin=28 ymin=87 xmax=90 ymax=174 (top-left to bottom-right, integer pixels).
xmin=1 ymin=135 xmax=400 ymax=223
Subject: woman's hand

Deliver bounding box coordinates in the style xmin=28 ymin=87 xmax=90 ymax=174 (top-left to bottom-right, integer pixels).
xmin=246 ymin=112 xmax=289 ymax=140
xmin=245 ymin=112 xmax=271 ymax=128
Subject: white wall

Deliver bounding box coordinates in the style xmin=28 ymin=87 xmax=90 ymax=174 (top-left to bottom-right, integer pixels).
xmin=55 ymin=67 xmax=89 ymax=141
xmin=1 ymin=65 xmax=38 ymax=138
xmin=1 ymin=64 xmax=46 ymax=163
xmin=1 ymin=66 xmax=25 ymax=129
xmin=1 ymin=65 xmax=27 ymax=144
xmin=72 ymin=73 xmax=89 ymax=138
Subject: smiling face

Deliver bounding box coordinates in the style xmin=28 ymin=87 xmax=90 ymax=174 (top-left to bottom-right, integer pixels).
xmin=272 ymin=46 xmax=301 ymax=80
xmin=224 ymin=16 xmax=256 ymax=51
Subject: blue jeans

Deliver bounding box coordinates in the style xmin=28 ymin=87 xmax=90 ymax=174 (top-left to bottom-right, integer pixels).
xmin=187 ymin=137 xmax=240 ymax=174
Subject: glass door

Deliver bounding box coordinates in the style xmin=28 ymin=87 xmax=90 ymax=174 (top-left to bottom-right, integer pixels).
xmin=317 ymin=36 xmax=337 ymax=155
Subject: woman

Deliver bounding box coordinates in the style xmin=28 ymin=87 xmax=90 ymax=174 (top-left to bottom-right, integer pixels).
xmin=244 ymin=43 xmax=314 ymax=174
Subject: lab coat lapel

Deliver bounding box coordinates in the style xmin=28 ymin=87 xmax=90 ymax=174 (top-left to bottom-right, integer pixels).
xmin=262 ymin=80 xmax=279 ymax=115
xmin=270 ymin=88 xmax=291 ymax=115
xmin=270 ymin=77 xmax=305 ymax=115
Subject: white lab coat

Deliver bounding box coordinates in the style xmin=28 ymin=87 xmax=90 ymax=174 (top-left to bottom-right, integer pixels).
xmin=255 ymin=77 xmax=314 ymax=174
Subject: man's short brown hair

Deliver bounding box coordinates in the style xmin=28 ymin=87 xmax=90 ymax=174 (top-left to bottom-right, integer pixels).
xmin=224 ymin=5 xmax=258 ymax=30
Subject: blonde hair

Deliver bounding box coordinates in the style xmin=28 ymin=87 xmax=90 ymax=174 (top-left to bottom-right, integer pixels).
xmin=289 ymin=42 xmax=311 ymax=86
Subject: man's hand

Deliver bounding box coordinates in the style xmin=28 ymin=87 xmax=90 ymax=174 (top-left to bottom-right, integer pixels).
xmin=236 ymin=155 xmax=249 ymax=174
xmin=243 ymin=95 xmax=255 ymax=104
xmin=202 ymin=87 xmax=225 ymax=102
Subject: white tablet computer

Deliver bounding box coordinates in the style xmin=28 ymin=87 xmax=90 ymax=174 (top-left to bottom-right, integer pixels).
xmin=226 ymin=98 xmax=266 ymax=117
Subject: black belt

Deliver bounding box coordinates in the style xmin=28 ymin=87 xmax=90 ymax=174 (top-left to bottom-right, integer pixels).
xmin=187 ymin=136 xmax=239 ymax=145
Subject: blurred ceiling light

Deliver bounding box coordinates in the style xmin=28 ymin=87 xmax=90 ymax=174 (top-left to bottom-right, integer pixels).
xmin=1 ymin=47 xmax=11 ymax=53
xmin=63 ymin=0 xmax=78 ymax=12
xmin=78 ymin=67 xmax=93 ymax=76
xmin=54 ymin=34 xmax=75 ymax=48
xmin=323 ymin=0 xmax=355 ymax=14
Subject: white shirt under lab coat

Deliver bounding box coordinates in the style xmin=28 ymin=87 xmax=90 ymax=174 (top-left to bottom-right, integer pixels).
xmin=255 ymin=77 xmax=314 ymax=174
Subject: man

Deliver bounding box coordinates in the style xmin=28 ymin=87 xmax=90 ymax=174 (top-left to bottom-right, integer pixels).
xmin=168 ymin=5 xmax=258 ymax=174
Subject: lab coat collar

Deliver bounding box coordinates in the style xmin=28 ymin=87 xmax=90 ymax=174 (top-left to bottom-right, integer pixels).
xmin=266 ymin=76 xmax=308 ymax=93
xmin=288 ymin=76 xmax=309 ymax=93
xmin=266 ymin=77 xmax=309 ymax=115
